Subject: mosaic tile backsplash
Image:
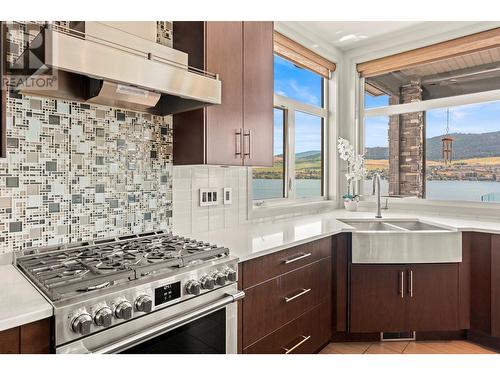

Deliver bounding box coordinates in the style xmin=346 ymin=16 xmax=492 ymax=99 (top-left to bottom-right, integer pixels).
xmin=0 ymin=97 xmax=173 ymax=253
xmin=0 ymin=22 xmax=174 ymax=254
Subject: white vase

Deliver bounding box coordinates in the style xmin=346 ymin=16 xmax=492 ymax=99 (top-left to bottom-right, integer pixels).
xmin=344 ymin=200 xmax=358 ymax=212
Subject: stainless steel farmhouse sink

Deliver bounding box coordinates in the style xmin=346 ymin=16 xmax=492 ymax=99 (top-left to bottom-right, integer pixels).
xmin=339 ymin=219 xmax=462 ymax=264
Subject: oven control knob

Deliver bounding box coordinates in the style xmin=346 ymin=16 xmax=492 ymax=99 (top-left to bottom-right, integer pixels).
xmin=94 ymin=307 xmax=113 ymax=328
xmin=224 ymin=268 xmax=237 ymax=282
xmin=71 ymin=313 xmax=93 ymax=335
xmin=115 ymin=301 xmax=133 ymax=320
xmin=214 ymin=272 xmax=226 ymax=286
xmin=200 ymin=275 xmax=215 ymax=290
xmin=185 ymin=280 xmax=201 ymax=295
xmin=135 ymin=295 xmax=153 ymax=313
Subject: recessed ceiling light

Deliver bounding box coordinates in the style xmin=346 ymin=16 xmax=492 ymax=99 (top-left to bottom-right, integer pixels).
xmin=311 ymin=44 xmax=319 ymax=48
xmin=339 ymin=34 xmax=357 ymax=42
xmin=338 ymin=34 xmax=369 ymax=43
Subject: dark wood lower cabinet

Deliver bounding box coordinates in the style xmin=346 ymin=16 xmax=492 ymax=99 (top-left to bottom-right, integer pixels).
xmin=239 ymin=236 xmax=334 ymax=354
xmin=242 ymin=257 xmax=331 ymax=348
xmin=20 ymin=319 xmax=51 ymax=354
xmin=350 ymin=265 xmax=408 ymax=333
xmin=0 ymin=318 xmax=51 ymax=354
xmin=350 ymin=263 xmax=460 ymax=333
xmin=243 ymin=300 xmax=331 ymax=354
xmin=467 ymin=232 xmax=500 ymax=350
xmin=409 ymin=264 xmax=459 ymax=331
xmin=0 ymin=327 xmax=20 ymax=354
xmin=490 ymin=234 xmax=500 ymax=337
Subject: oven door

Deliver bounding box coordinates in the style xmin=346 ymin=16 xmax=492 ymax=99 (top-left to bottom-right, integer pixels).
xmin=57 ymin=285 xmax=243 ymax=354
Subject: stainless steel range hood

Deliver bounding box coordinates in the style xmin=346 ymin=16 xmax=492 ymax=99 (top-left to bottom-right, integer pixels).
xmin=13 ymin=22 xmax=221 ymax=115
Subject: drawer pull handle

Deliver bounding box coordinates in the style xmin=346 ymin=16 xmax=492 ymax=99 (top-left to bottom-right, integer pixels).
xmin=283 ymin=335 xmax=311 ymax=354
xmin=284 ymin=252 xmax=312 ymax=264
xmin=399 ymin=271 xmax=404 ymax=299
xmin=284 ymin=288 xmax=311 ymax=303
xmin=409 ymin=269 xmax=413 ymax=298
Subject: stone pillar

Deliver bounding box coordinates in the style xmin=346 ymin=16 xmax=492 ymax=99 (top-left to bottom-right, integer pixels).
xmin=388 ymin=96 xmax=400 ymax=195
xmin=388 ymin=80 xmax=425 ymax=198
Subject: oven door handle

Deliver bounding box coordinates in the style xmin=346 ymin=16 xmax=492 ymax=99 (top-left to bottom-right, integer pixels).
xmin=93 ymin=290 xmax=245 ymax=354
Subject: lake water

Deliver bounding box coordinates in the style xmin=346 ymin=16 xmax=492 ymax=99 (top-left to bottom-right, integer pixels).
xmin=252 ymin=178 xmax=500 ymax=202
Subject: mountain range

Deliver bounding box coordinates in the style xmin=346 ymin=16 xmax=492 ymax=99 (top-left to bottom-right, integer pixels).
xmin=365 ymin=131 xmax=500 ymax=161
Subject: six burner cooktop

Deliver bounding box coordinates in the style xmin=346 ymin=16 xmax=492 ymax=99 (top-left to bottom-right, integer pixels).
xmin=16 ymin=231 xmax=229 ymax=302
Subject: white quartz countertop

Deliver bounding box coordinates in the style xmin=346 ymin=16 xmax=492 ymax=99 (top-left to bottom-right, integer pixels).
xmin=193 ymin=209 xmax=500 ymax=262
xmin=1 ymin=208 xmax=499 ymax=331
xmin=0 ymin=265 xmax=53 ymax=331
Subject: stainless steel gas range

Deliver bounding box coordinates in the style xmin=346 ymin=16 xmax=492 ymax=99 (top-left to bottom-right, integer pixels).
xmin=15 ymin=231 xmax=243 ymax=354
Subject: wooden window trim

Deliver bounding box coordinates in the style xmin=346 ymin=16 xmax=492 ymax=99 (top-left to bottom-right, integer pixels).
xmin=274 ymin=31 xmax=336 ymax=79
xmin=358 ymin=27 xmax=500 ymax=78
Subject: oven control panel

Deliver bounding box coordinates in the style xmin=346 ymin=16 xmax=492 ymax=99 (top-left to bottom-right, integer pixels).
xmin=57 ymin=260 xmax=238 ymax=344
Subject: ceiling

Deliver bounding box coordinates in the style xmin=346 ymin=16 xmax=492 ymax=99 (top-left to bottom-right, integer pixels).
xmin=281 ymin=21 xmax=424 ymax=51
xmin=367 ymin=47 xmax=500 ymax=100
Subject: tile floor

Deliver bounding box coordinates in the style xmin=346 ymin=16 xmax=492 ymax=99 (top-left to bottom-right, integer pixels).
xmin=319 ymin=340 xmax=498 ymax=354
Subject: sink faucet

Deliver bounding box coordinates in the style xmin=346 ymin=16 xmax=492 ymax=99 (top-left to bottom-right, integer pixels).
xmin=372 ymin=173 xmax=382 ymax=218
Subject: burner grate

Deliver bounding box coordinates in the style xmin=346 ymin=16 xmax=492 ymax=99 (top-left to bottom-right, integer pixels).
xmin=16 ymin=232 xmax=229 ymax=301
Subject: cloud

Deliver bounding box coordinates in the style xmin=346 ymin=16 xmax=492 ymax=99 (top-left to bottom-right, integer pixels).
xmin=275 ymin=78 xmax=320 ymax=106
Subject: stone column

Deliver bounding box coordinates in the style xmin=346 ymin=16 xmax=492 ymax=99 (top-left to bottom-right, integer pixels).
xmin=388 ymin=80 xmax=425 ymax=198
xmin=388 ymin=96 xmax=400 ymax=195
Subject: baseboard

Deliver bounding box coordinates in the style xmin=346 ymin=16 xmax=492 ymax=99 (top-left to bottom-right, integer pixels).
xmin=467 ymin=329 xmax=500 ymax=352
xmin=331 ymin=330 xmax=468 ymax=343
xmin=331 ymin=331 xmax=380 ymax=342
xmin=416 ymin=330 xmax=467 ymax=341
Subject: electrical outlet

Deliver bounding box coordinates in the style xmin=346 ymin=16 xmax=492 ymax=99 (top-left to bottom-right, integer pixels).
xmin=223 ymin=187 xmax=232 ymax=205
xmin=199 ymin=188 xmax=219 ymax=207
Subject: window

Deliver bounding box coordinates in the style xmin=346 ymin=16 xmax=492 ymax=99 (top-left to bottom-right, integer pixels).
xmin=252 ymin=108 xmax=286 ymax=200
xmin=295 ymin=111 xmax=323 ymax=198
xmin=363 ymin=115 xmax=390 ymax=197
xmin=361 ymin=46 xmax=500 ymax=203
xmin=252 ymin=55 xmax=329 ymax=203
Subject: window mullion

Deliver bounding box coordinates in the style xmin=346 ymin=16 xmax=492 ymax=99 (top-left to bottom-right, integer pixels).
xmin=288 ymin=107 xmax=296 ymax=201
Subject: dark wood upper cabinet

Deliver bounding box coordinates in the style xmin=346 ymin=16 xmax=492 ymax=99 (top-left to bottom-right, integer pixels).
xmin=242 ymin=21 xmax=274 ymax=167
xmin=172 ymin=21 xmax=273 ymax=166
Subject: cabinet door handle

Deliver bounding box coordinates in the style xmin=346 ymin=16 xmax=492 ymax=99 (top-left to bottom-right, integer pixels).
xmin=283 ymin=335 xmax=311 ymax=354
xmin=399 ymin=271 xmax=404 ymax=299
xmin=235 ymin=129 xmax=242 ymax=158
xmin=243 ymin=130 xmax=251 ymax=158
xmin=284 ymin=252 xmax=312 ymax=264
xmin=284 ymin=288 xmax=311 ymax=303
xmin=409 ymin=269 xmax=413 ymax=297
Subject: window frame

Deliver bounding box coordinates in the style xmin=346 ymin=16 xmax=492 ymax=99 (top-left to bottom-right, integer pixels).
xmin=359 ymin=75 xmax=500 ymax=205
xmin=251 ymin=74 xmax=329 ymax=208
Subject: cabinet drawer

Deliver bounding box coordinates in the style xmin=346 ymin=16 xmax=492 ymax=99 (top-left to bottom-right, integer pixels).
xmin=242 ymin=237 xmax=332 ymax=288
xmin=244 ymin=300 xmax=332 ymax=354
xmin=242 ymin=257 xmax=331 ymax=348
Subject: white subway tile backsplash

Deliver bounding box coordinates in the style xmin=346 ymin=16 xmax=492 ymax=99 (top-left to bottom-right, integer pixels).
xmin=172 ymin=165 xmax=248 ymax=235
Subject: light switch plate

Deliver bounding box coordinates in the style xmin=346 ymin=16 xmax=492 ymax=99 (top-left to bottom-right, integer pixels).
xmin=223 ymin=187 xmax=232 ymax=205
xmin=199 ymin=188 xmax=218 ymax=207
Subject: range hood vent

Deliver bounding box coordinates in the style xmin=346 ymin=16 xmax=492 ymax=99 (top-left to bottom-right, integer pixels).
xmin=13 ymin=22 xmax=221 ymax=115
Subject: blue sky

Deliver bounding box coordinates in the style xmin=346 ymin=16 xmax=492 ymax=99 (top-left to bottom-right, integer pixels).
xmin=274 ymin=55 xmax=322 ymax=154
xmin=275 ymin=58 xmax=500 ymax=151
xmin=365 ymin=94 xmax=500 ymax=148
